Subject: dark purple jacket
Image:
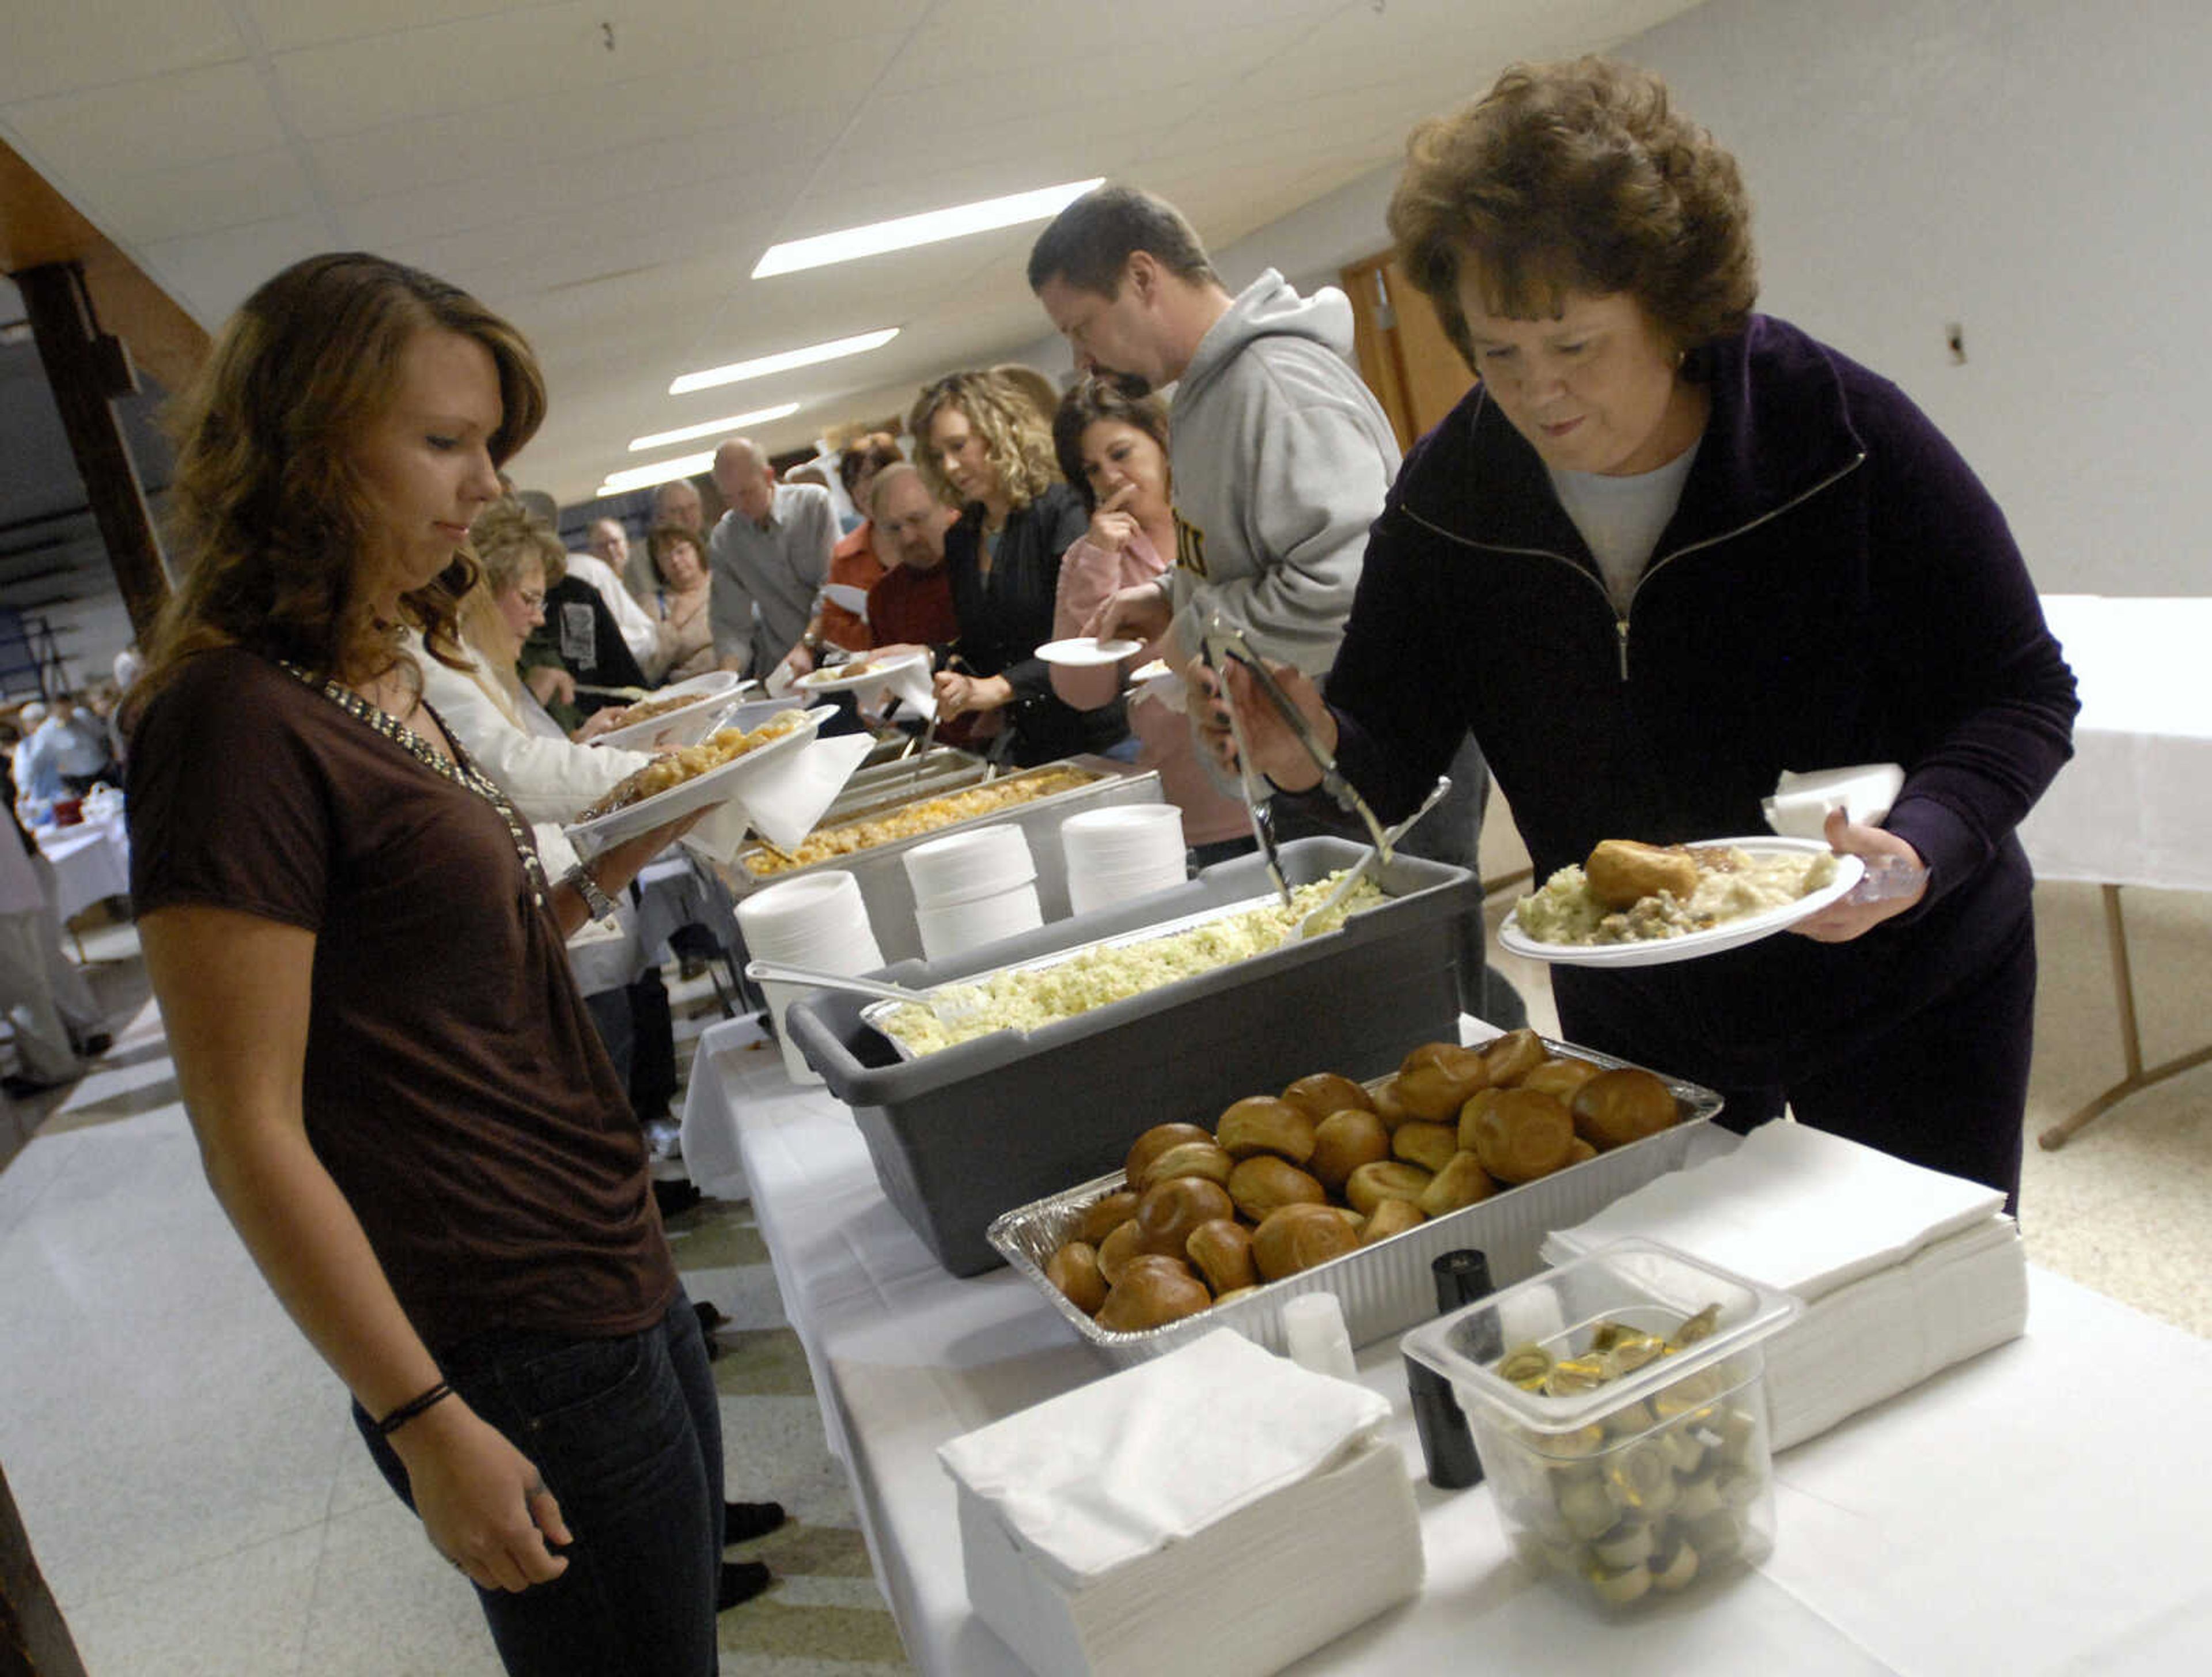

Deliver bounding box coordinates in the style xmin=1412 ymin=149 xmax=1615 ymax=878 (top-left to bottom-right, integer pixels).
xmin=1321 ymin=315 xmax=2077 ymax=1047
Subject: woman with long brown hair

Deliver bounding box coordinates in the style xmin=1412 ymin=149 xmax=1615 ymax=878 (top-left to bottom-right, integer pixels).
xmin=125 ymin=252 xmax=742 ymax=1674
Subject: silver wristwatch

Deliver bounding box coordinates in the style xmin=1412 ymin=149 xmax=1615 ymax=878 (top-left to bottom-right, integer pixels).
xmin=563 ymin=862 xmax=620 ymax=923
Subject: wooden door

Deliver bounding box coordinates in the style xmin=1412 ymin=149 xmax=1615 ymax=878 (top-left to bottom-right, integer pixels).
xmin=1342 ymin=251 xmax=1476 ymax=452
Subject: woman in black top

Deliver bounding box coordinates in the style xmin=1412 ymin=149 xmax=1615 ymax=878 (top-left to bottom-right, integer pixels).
xmin=909 ymin=370 xmax=1128 ymax=765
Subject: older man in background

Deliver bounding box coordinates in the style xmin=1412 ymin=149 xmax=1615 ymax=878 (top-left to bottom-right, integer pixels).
xmin=862 ymin=464 xmax=975 ymax=747
xmin=707 ymin=438 xmax=836 ymax=681
xmin=626 ymin=478 xmax=707 ymax=601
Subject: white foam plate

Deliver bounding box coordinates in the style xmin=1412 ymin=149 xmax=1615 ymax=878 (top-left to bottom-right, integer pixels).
xmin=563 ymin=709 xmax=825 ymax=848
xmin=1497 ymin=836 xmax=1866 ymax=967
xmin=794 ymin=649 xmax=928 ymax=694
xmin=1037 ymin=637 xmax=1143 ymax=668
xmin=586 ymin=671 xmax=746 ymax=750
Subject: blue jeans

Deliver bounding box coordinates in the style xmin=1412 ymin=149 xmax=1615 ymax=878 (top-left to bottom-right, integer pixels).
xmin=355 ymin=1289 xmax=724 ymax=1676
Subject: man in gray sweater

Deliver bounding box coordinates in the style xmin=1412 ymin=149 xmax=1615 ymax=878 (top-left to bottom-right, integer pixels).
xmin=1029 ymin=184 xmax=1522 ymax=1025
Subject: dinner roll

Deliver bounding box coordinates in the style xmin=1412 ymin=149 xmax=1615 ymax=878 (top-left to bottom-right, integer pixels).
xmin=1214 ymin=1096 xmax=1317 ymax=1165
xmin=1184 ymin=1217 xmax=1259 ymax=1295
xmin=1045 ymin=1241 xmax=1108 ymax=1315
xmin=1360 ymin=1197 xmax=1427 ymax=1244
xmin=1279 ymin=1071 xmax=1375 ymax=1122
xmin=1140 ymin=1140 xmax=1235 ymax=1191
xmin=1228 ymin=1155 xmax=1328 ymax=1223
xmin=1125 ymin=1122 xmax=1214 ymax=1186
xmin=1134 ymin=1176 xmax=1235 ymax=1257
xmin=1396 ymin=1042 xmax=1491 ymax=1120
xmin=1308 ymin=1108 xmax=1391 ymax=1193
xmin=1571 ymin=1067 xmax=1680 ymax=1150
xmin=1251 ymin=1202 xmax=1360 ymax=1281
xmin=1586 ymin=838 xmax=1699 ymax=910
xmin=1391 ymin=1119 xmax=1461 ymax=1175
xmin=1520 ymin=1055 xmax=1605 ymax=1101
xmin=1078 ymin=1188 xmax=1139 ymax=1248
xmin=1418 ymin=1150 xmax=1497 ymax=1217
xmin=1468 ymin=1087 xmax=1577 ymax=1183
xmin=1482 ymin=1028 xmax=1547 ymax=1087
xmin=1344 ymin=1159 xmax=1433 ymax=1217
xmin=1096 ymin=1256 xmax=1213 ymax=1331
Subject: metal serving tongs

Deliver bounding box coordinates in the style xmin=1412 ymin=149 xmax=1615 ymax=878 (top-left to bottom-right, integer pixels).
xmin=1200 ymin=612 xmax=1395 ymax=851
xmin=743 ymin=959 xmax=987 ymax=1029
xmin=1293 ymin=774 xmax=1452 ymax=938
xmin=1199 ymin=625 xmax=1293 ymax=906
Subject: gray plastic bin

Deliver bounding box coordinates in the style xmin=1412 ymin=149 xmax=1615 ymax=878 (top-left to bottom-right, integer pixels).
xmin=785 ymin=838 xmax=1479 ymax=1275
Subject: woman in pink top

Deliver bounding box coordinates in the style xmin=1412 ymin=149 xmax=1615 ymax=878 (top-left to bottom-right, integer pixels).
xmin=1049 ymin=379 xmax=1247 ymax=851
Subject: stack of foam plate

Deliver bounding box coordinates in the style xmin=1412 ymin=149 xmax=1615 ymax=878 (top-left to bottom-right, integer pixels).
xmin=902 ymin=823 xmax=1042 ymax=962
xmin=734 ymin=871 xmax=884 ymax=1083
xmin=1060 ymin=804 xmax=1188 ymax=916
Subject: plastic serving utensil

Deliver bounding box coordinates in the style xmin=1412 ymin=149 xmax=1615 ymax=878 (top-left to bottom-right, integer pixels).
xmin=1293 ymin=775 xmax=1451 ymax=939
xmin=1199 ymin=631 xmax=1292 ymax=907
xmin=741 ymin=959 xmax=987 ymax=1028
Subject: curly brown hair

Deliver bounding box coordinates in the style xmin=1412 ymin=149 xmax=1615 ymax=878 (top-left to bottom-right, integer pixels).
xmin=134 ymin=252 xmax=547 ymax=713
xmin=1051 ymin=377 xmax=1171 ymax=513
xmin=1388 ymin=59 xmax=1757 ymax=373
xmin=907 ymin=371 xmax=1062 ymax=513
xmin=835 ymin=431 xmax=904 ymax=498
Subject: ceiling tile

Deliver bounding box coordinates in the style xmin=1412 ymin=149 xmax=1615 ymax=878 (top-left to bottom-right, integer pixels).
xmin=2 ymin=63 xmax=289 ymax=179
xmin=140 ymin=211 xmax=340 ymax=327
xmin=271 ymin=2 xmax=632 ymax=139
xmin=79 ymin=149 xmax=317 ymax=247
xmin=0 ymin=0 xmax=245 ymax=104
xmin=239 ymin=0 xmax=569 ymax=56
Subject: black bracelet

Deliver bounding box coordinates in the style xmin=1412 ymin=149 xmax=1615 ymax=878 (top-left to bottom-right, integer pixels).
xmin=373 ymin=1380 xmax=454 ymax=1438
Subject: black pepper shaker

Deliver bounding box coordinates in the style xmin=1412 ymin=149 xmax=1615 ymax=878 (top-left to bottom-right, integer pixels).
xmin=1406 ymin=1248 xmax=1498 ymax=1490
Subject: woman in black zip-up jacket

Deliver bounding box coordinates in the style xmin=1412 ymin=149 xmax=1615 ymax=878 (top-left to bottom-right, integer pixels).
xmin=1203 ymin=60 xmax=2075 ymax=1210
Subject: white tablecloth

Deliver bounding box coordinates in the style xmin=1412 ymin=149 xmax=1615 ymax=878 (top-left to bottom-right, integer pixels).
xmin=35 ymin=816 xmax=131 ymax=921
xmin=710 ymin=1042 xmax=2212 ymax=1676
xmin=2019 ymin=594 xmax=2212 ymax=889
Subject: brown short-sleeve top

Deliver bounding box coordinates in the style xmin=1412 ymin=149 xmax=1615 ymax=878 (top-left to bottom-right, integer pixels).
xmin=128 ymin=648 xmax=676 ymax=1352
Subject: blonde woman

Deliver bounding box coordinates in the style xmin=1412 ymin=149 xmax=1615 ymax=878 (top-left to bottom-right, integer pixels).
xmin=908 ymin=370 xmax=1126 ymax=764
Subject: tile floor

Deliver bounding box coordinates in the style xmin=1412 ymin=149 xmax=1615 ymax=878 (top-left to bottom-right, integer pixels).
xmin=2 ymin=866 xmax=2206 ymax=1674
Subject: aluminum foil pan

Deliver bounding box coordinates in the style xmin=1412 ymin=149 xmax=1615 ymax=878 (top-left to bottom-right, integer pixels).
xmin=857 ymin=888 xmax=1365 ymax=1062
xmin=986 ymin=1039 xmax=1722 ymax=1369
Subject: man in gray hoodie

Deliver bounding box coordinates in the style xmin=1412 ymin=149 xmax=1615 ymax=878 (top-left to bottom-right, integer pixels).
xmin=1029 ymin=184 xmax=1524 ymax=1026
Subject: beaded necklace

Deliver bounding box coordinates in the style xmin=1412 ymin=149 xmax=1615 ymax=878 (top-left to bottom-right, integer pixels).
xmin=279 ymin=659 xmax=549 ymax=906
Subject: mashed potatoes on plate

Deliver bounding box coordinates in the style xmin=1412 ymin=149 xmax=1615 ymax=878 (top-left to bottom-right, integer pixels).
xmin=1516 ymin=845 xmax=1839 ymax=946
xmin=882 ymin=873 xmax=1387 ymax=1055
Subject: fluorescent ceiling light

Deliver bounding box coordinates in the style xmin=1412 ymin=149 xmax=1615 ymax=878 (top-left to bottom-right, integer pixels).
xmin=669 ymin=327 xmax=899 ymax=396
xmin=596 ymin=449 xmax=717 ymax=497
xmin=751 ymin=178 xmax=1106 ymax=279
xmin=628 ymin=401 xmax=801 ymax=453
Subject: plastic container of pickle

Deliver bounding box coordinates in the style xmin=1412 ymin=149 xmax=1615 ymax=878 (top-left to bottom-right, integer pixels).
xmin=1400 ymin=1239 xmax=1800 ymax=1613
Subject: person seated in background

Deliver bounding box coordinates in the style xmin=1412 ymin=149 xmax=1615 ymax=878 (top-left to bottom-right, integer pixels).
xmin=628 ymin=477 xmax=707 ymax=602
xmin=861 ymin=463 xmax=978 ymax=748
xmin=565 ymin=517 xmax=661 ymax=673
xmin=1048 ymin=378 xmax=1249 ymax=853
xmin=796 ymin=432 xmax=903 ymax=660
xmin=517 ymin=533 xmax=653 ymax=732
xmin=639 ymin=524 xmax=717 ymax=684
xmin=707 ymin=438 xmax=835 ymax=683
xmin=909 ymin=370 xmax=1127 ymax=765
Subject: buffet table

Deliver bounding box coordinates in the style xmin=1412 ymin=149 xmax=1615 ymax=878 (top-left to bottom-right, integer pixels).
xmin=707 ymin=1039 xmax=2212 ymax=1676
xmin=2017 ymin=594 xmax=2212 ymax=1146
xmin=34 ymin=814 xmax=131 ymax=927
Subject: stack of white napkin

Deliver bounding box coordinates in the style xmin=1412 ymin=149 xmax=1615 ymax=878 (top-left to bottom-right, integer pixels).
xmin=939 ymin=1330 xmax=1422 ymax=1677
xmin=1762 ymin=762 xmax=1906 ymax=839
xmin=1543 ymin=1122 xmax=2027 ymax=1451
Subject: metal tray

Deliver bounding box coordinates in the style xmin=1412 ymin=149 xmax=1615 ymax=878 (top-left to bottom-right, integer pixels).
xmin=987 ymin=1039 xmax=1722 ymax=1368
xmin=726 ymin=754 xmax=1161 ymax=965
xmin=857 ymin=887 xmax=1370 ymax=1062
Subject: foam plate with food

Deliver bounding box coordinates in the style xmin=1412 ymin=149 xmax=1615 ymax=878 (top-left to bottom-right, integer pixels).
xmin=1499 ymin=835 xmax=1863 ymax=967
xmin=562 ymin=706 xmax=824 ymax=849
xmin=1036 ymin=636 xmax=1143 ymax=668
xmin=586 ymin=670 xmax=745 ymax=750
xmin=794 ymin=649 xmax=927 ymax=693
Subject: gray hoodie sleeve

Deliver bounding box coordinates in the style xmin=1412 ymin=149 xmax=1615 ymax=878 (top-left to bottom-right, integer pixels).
xmin=1171 ymin=401 xmax=1393 ymax=676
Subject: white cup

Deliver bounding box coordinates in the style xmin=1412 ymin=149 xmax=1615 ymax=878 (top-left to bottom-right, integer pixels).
xmin=736 ymin=872 xmax=882 ymax=1082
xmin=1062 ymin=804 xmax=1187 ymax=917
